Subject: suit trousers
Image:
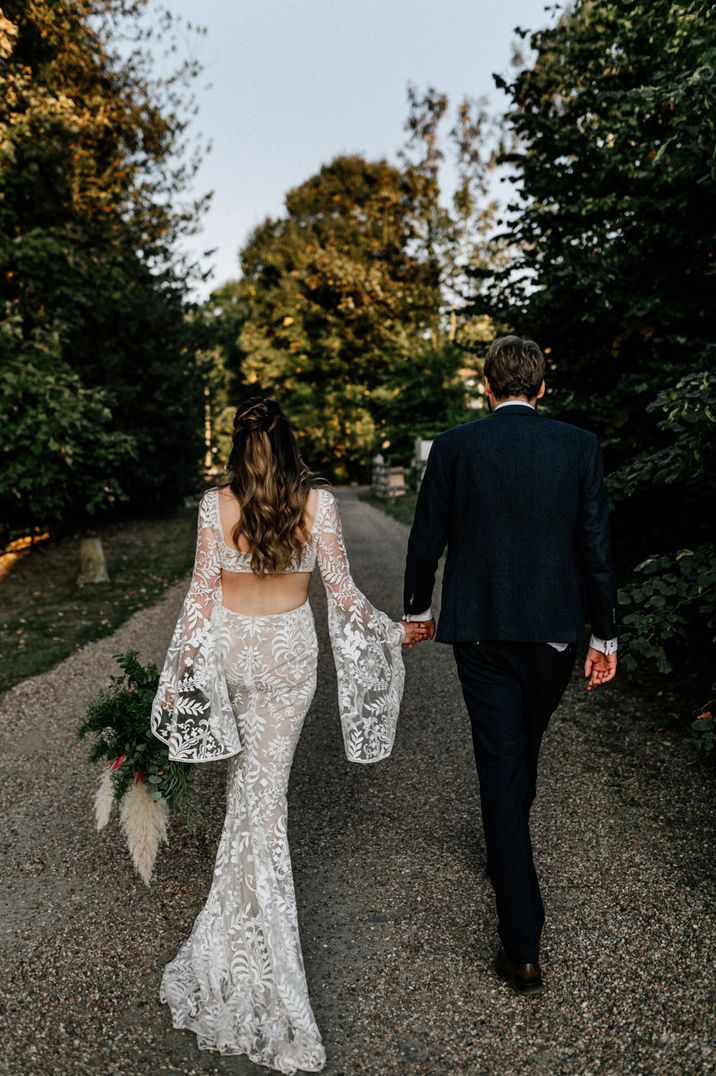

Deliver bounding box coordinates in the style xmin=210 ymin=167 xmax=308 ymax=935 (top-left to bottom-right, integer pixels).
xmin=453 ymin=640 xmax=577 ymax=964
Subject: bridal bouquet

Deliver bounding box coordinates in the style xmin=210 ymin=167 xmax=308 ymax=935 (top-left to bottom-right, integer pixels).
xmin=78 ymin=650 xmax=198 ymax=886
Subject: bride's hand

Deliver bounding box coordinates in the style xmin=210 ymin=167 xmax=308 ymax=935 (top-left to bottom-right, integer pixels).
xmin=401 ymin=620 xmax=430 ymax=649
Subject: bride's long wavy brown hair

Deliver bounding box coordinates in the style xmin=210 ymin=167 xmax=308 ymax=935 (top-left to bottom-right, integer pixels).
xmin=219 ymin=398 xmax=318 ymax=574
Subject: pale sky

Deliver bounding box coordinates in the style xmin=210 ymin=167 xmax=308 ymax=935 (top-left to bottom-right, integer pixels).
xmin=163 ymin=0 xmax=553 ymax=297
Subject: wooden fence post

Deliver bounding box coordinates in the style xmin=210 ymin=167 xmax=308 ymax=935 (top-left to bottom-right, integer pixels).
xmin=372 ymin=454 xmax=407 ymax=503
xmin=413 ymin=437 xmax=433 ymax=492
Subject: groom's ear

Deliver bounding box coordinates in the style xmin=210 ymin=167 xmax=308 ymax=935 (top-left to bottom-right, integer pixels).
xmin=536 ymin=379 xmax=546 ymax=400
xmin=485 ymin=376 xmax=495 ymax=411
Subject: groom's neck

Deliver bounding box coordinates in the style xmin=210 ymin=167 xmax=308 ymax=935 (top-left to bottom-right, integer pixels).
xmin=489 ymin=395 xmax=537 ymax=412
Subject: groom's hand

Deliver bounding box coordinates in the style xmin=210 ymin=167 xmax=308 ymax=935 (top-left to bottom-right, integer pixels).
xmin=401 ymin=618 xmax=436 ymax=649
xmin=402 ymin=621 xmax=429 ymax=648
xmin=584 ymin=647 xmax=617 ymax=691
xmin=409 ymin=618 xmax=436 ymax=649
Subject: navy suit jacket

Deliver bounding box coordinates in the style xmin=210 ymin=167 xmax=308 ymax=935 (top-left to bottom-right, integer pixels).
xmin=403 ymin=404 xmax=618 ymax=644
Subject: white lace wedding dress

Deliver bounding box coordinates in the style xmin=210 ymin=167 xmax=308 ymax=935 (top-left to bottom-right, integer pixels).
xmin=150 ymin=487 xmax=405 ymax=1073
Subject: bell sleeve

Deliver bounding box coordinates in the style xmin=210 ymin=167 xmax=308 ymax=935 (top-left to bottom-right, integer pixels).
xmin=150 ymin=491 xmax=242 ymax=763
xmin=315 ymin=490 xmax=406 ymax=764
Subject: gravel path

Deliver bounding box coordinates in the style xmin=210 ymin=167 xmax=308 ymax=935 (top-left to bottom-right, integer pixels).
xmin=1 ymin=488 xmax=714 ymax=1075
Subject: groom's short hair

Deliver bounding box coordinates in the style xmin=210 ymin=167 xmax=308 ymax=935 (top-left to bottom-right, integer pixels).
xmin=484 ymin=336 xmax=545 ymax=399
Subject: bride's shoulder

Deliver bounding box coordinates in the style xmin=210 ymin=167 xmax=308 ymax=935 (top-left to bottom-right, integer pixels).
xmin=207 ymin=485 xmax=239 ymax=509
xmin=314 ymin=485 xmax=336 ymax=510
xmin=307 ymin=484 xmax=332 ymax=502
xmin=197 ymin=485 xmax=222 ymax=510
xmin=306 ymin=485 xmax=335 ymax=530
xmin=196 ymin=485 xmax=218 ymax=521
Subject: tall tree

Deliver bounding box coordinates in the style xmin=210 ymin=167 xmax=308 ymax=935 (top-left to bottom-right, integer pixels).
xmin=204 ymin=90 xmax=503 ymax=479
xmin=400 ymin=85 xmax=503 ymax=338
xmin=477 ymin=0 xmax=715 ymax=694
xmin=193 ymin=279 xmax=254 ymax=469
xmin=482 ymin=0 xmax=715 ymax=454
xmin=230 ymin=155 xmax=449 ymax=478
xmin=0 ymin=1 xmax=209 ymax=538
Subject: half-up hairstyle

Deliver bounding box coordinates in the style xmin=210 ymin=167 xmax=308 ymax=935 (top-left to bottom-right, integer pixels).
xmin=219 ymin=397 xmax=317 ymax=574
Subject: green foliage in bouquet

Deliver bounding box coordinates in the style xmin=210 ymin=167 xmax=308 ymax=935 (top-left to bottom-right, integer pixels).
xmin=78 ymin=650 xmax=198 ymax=827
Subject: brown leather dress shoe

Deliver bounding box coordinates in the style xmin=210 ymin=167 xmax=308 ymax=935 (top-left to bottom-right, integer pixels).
xmin=494 ymin=945 xmax=545 ymax=996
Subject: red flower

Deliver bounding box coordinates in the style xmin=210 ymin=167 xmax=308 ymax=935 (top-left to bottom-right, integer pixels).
xmin=133 ymin=772 xmax=146 ymax=784
xmin=109 ymin=752 xmax=127 ymax=771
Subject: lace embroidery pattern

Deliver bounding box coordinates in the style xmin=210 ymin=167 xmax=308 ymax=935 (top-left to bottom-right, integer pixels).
xmin=150 ymin=492 xmax=242 ymax=762
xmin=151 ymin=489 xmax=404 ymax=766
xmin=160 ymin=602 xmax=325 ymax=1073
xmin=152 ymin=488 xmax=405 ymax=1071
xmin=315 ymin=491 xmax=405 ymax=763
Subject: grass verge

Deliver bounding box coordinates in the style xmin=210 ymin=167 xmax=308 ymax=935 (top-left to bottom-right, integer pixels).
xmin=359 ymin=490 xmax=417 ymax=528
xmin=0 ymin=506 xmax=197 ymax=695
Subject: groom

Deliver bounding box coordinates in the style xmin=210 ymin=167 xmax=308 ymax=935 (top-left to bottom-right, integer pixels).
xmin=403 ymin=335 xmax=618 ymax=995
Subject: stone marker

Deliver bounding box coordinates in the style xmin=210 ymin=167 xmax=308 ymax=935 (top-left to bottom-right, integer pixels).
xmin=77 ymin=537 xmax=110 ymax=585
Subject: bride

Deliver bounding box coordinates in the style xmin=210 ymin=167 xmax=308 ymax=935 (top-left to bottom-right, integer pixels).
xmin=150 ymin=397 xmax=426 ymax=1073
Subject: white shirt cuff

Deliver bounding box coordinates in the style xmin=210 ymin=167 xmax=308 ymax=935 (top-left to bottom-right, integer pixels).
xmin=404 ymin=607 xmax=432 ymax=622
xmin=589 ymin=634 xmax=618 ymax=655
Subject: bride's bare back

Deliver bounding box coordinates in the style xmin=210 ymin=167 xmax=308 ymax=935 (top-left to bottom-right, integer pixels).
xmin=216 ymin=486 xmax=319 ymax=616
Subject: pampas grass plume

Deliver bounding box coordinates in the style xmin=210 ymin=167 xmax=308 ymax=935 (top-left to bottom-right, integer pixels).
xmin=119 ymin=781 xmax=170 ymax=886
xmin=94 ymin=768 xmax=115 ymax=831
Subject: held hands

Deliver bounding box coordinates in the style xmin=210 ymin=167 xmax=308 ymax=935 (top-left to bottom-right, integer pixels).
xmin=401 ymin=618 xmax=436 ymax=650
xmin=584 ymin=647 xmax=617 ymax=691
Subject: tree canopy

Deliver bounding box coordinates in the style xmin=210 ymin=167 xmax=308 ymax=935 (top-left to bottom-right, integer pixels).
xmin=210 ymin=154 xmax=479 ymax=478
xmin=0 ymin=0 xmax=208 ymax=540
xmin=474 ymin=0 xmax=715 ymax=692
xmin=203 ymin=87 xmax=500 ymax=480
